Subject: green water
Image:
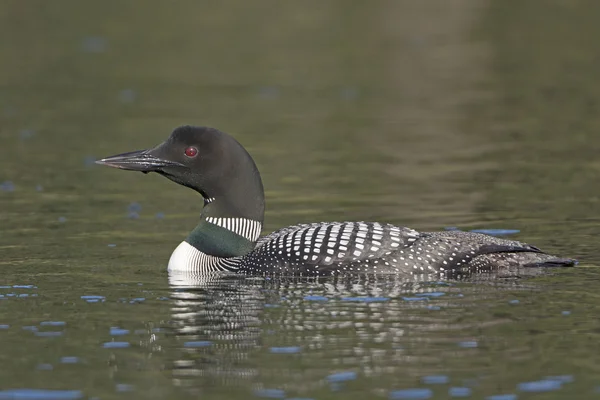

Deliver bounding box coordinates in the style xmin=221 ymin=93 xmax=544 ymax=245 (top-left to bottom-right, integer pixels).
xmin=1 ymin=1 xmax=600 ymax=399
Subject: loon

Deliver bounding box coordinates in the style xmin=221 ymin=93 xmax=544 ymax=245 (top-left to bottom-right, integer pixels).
xmin=97 ymin=125 xmax=576 ymax=276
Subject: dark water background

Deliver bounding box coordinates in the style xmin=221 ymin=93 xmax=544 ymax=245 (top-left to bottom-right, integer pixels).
xmin=2 ymin=1 xmax=600 ymax=399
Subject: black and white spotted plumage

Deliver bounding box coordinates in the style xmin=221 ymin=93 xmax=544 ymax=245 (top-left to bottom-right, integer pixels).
xmin=168 ymin=221 xmax=574 ymax=276
xmin=241 ymin=222 xmax=573 ymax=275
xmin=244 ymin=222 xmax=418 ymax=274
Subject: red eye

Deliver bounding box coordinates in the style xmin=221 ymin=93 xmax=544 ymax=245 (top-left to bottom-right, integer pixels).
xmin=184 ymin=146 xmax=198 ymax=158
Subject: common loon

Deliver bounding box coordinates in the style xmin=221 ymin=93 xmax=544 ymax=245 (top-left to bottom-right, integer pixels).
xmin=97 ymin=126 xmax=576 ymax=276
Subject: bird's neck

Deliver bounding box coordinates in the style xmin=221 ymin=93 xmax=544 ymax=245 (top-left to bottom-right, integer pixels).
xmin=182 ymin=136 xmax=266 ymax=259
xmin=185 ymin=190 xmax=264 ymax=258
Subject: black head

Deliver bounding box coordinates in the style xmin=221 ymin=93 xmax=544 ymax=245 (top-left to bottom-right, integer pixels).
xmin=97 ymin=126 xmax=265 ymax=220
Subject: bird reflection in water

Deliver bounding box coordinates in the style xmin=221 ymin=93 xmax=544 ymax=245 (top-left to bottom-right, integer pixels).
xmin=165 ymin=270 xmax=546 ymax=397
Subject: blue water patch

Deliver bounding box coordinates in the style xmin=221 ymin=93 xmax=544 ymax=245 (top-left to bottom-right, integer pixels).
xmin=60 ymin=357 xmax=80 ymax=364
xmin=444 ymin=227 xmax=461 ymax=231
xmin=0 ymin=324 xmax=9 ymax=329
xmin=108 ymin=244 xmax=117 ymax=248
xmin=115 ymin=384 xmax=134 ymax=392
xmin=402 ymin=297 xmax=428 ymax=302
xmin=545 ymin=375 xmax=573 ymax=383
xmin=127 ymin=211 xmax=140 ymax=219
xmin=36 ymin=184 xmax=43 ymax=192
xmin=118 ymin=89 xmax=137 ymax=103
xmin=128 ymin=202 xmax=142 ymax=213
xmin=326 ymin=371 xmax=357 ymax=382
xmin=389 ymin=388 xmax=433 ymax=399
xmin=35 ymin=331 xmax=64 ymax=337
xmin=40 ymin=321 xmax=66 ymax=327
xmin=264 ymin=304 xmax=280 ymax=308
xmin=81 ymin=295 xmax=105 ymax=303
xmin=183 ymin=341 xmax=212 ymax=348
xmin=422 ymin=375 xmax=449 ymax=384
xmin=0 ymin=181 xmax=15 ymax=192
xmin=253 ymin=388 xmax=285 ymax=398
xmin=470 ymin=229 xmax=520 ymax=236
xmin=81 ymin=36 xmax=107 ymax=53
xmin=155 ymin=212 xmax=165 ymax=219
xmin=562 ymin=311 xmax=571 ymax=316
xmin=36 ymin=363 xmax=54 ymax=371
xmin=270 ymin=346 xmax=301 ymax=354
xmin=58 ymin=216 xmax=67 ymax=223
xmin=129 ymin=297 xmax=145 ymax=304
xmin=449 ymin=387 xmax=472 ymax=397
xmin=19 ymin=129 xmax=35 ymax=140
xmin=110 ymin=327 xmax=130 ymax=336
xmin=0 ymin=389 xmax=83 ymax=399
xmin=102 ymin=341 xmax=130 ymax=349
xmin=415 ymin=292 xmax=445 ymax=298
xmin=341 ymin=297 xmax=389 ymax=303
xmin=303 ymin=295 xmax=328 ymax=301
xmin=427 ymin=306 xmax=441 ymax=311
xmin=13 ymin=285 xmax=36 ymax=289
xmin=486 ymin=395 xmax=517 ymax=400
xmin=22 ymin=326 xmax=38 ymax=332
xmin=458 ymin=341 xmax=478 ymax=348
xmin=509 ymin=300 xmax=520 ymax=305
xmin=517 ymin=379 xmax=562 ymax=392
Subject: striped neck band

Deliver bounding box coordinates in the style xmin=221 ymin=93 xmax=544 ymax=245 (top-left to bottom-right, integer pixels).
xmin=205 ymin=217 xmax=262 ymax=242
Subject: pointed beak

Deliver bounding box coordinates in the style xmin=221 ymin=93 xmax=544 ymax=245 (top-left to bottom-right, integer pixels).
xmin=96 ymin=149 xmax=185 ymax=172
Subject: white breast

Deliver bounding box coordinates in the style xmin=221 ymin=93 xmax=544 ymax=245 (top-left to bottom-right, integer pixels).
xmin=168 ymin=241 xmax=241 ymax=273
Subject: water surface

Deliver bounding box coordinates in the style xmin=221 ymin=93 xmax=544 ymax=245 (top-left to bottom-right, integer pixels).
xmin=1 ymin=1 xmax=600 ymax=399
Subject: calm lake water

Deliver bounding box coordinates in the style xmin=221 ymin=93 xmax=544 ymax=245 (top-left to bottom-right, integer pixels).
xmin=2 ymin=1 xmax=600 ymax=399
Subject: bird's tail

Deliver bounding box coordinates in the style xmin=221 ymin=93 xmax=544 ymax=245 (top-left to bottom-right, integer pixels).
xmin=523 ymin=257 xmax=578 ymax=268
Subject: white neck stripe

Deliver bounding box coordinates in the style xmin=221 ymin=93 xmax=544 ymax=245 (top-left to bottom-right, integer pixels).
xmin=205 ymin=217 xmax=262 ymax=241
